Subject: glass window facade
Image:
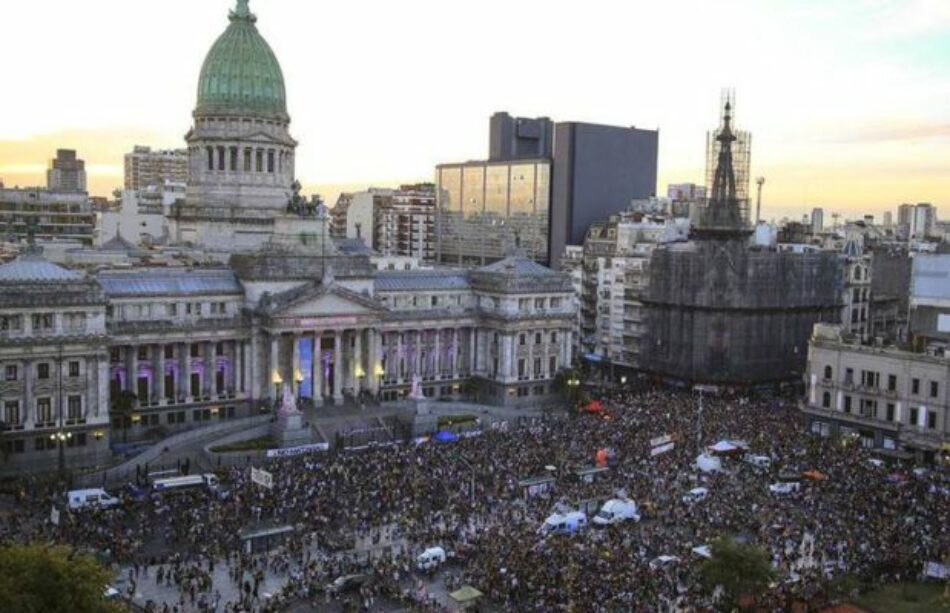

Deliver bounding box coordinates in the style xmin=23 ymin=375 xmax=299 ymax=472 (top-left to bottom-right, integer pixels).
xmin=436 ymin=159 xmax=551 ymax=266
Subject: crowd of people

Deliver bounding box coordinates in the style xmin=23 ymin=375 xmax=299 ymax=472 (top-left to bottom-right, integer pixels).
xmin=1 ymin=386 xmax=947 ymax=611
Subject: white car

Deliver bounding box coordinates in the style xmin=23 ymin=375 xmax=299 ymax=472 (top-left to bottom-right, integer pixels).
xmin=416 ymin=546 xmax=447 ymax=571
xmin=769 ymin=482 xmax=801 ymax=495
xmin=682 ymin=487 xmax=709 ymax=504
xmin=593 ymin=498 xmax=641 ymax=526
xmin=649 ymin=555 xmax=681 ymax=570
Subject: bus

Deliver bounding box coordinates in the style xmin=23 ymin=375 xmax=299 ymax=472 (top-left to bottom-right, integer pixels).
xmin=151 ymin=473 xmax=219 ymax=495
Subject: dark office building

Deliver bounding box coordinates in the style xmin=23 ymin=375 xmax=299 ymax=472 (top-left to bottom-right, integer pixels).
xmin=437 ymin=113 xmax=658 ymax=268
xmin=643 ymin=102 xmax=841 ymax=386
xmin=489 ymin=112 xmax=554 ymax=161
xmin=549 ymin=122 xmax=658 ymax=268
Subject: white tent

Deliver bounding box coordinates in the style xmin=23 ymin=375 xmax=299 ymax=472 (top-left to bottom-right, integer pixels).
xmin=695 ymin=454 xmax=723 ymax=473
xmin=708 ymin=440 xmax=738 ymax=453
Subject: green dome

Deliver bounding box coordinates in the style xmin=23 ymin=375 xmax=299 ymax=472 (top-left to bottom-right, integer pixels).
xmin=196 ymin=0 xmax=287 ymax=120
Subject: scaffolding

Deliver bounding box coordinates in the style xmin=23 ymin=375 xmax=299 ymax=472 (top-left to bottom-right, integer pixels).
xmin=704 ymin=91 xmax=752 ymax=223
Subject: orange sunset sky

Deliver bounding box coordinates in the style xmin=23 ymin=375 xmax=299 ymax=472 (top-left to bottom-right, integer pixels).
xmin=1 ymin=0 xmax=948 ymax=222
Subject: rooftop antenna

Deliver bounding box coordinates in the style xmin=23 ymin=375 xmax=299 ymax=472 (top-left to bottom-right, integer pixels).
xmin=755 ymin=177 xmax=765 ymax=224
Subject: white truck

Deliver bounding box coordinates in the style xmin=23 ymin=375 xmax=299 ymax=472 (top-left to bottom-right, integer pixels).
xmin=539 ymin=511 xmax=587 ymax=537
xmin=152 ymin=473 xmax=220 ymax=494
xmin=593 ymin=498 xmax=641 ymax=526
xmin=682 ymin=487 xmax=709 ymax=504
xmin=66 ymin=488 xmax=121 ymax=511
xmin=416 ymin=546 xmax=448 ymax=571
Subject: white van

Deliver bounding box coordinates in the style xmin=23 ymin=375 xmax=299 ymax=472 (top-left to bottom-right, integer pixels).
xmin=744 ymin=454 xmax=772 ymax=470
xmin=416 ymin=546 xmax=447 ymax=571
xmin=682 ymin=487 xmax=709 ymax=504
xmin=152 ymin=473 xmax=219 ymax=494
xmin=539 ymin=511 xmax=587 ymax=537
xmin=593 ymin=499 xmax=641 ymax=526
xmin=67 ymin=488 xmax=120 ymax=511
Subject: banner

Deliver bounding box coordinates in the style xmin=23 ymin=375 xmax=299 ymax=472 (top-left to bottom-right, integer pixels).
xmin=923 ymin=561 xmax=950 ymax=579
xmin=651 ymin=442 xmax=675 ymax=457
xmin=265 ymin=442 xmax=329 ymax=458
xmin=650 ymin=434 xmax=673 ymax=448
xmin=250 ymin=467 xmax=274 ymax=489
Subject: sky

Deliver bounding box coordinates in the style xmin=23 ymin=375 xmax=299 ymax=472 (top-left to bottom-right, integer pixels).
xmin=1 ymin=0 xmax=948 ymax=222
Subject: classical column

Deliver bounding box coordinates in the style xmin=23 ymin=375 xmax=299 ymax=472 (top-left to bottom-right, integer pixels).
xmin=354 ymin=329 xmax=363 ymax=393
xmin=368 ymin=329 xmax=380 ymax=394
xmin=451 ymin=328 xmax=459 ymax=380
xmin=333 ymin=331 xmax=343 ymax=403
xmin=156 ymin=344 xmax=166 ymax=404
xmin=249 ymin=335 xmax=260 ymax=402
xmin=292 ymin=333 xmax=302 ymax=394
xmin=22 ymin=361 xmax=33 ymax=429
xmin=203 ymin=341 xmax=214 ymax=398
xmin=396 ymin=332 xmax=404 ymax=384
xmin=232 ymin=340 xmax=242 ymax=394
xmin=127 ymin=345 xmax=138 ymax=394
xmin=269 ymin=335 xmax=279 ymax=402
xmin=433 ymin=329 xmax=442 ymax=380
xmin=178 ymin=343 xmax=189 ymax=400
xmin=469 ymin=328 xmax=478 ymax=376
xmin=311 ymin=333 xmax=323 ymax=406
xmin=527 ymin=330 xmax=535 ymax=381
xmin=415 ymin=331 xmax=423 ymax=378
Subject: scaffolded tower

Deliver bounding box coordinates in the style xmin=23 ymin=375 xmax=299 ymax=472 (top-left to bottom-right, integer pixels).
xmin=705 ymin=91 xmax=751 ymax=224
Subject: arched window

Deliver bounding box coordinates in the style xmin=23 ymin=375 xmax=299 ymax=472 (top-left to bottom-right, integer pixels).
xmin=824 ymin=365 xmax=832 ymax=380
xmin=822 ymin=392 xmax=831 ymax=408
xmin=206 ymin=147 xmax=214 ymax=171
xmin=854 ymin=267 xmax=862 ymax=281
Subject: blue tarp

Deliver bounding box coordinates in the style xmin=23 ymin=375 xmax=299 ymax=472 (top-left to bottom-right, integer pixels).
xmin=434 ymin=431 xmax=459 ymax=443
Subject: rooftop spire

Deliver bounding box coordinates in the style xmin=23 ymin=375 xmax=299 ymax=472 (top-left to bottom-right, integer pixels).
xmin=230 ymin=0 xmax=256 ymax=23
xmin=694 ymin=94 xmax=749 ymax=239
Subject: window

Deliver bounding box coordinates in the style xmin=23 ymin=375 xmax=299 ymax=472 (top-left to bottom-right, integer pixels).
xmin=36 ymin=398 xmax=53 ymax=424
xmin=533 ymin=358 xmax=541 ymax=377
xmin=518 ymin=298 xmax=530 ymax=310
xmin=909 ymin=406 xmax=919 ymax=426
xmin=255 ymin=149 xmax=263 ymax=172
xmin=535 ymin=298 xmax=545 ymax=309
xmin=845 ymin=368 xmax=854 ymax=384
xmin=164 ymin=345 xmax=174 ymax=359
xmin=68 ymin=361 xmax=80 ymax=377
xmin=0 ymin=315 xmax=22 ymax=331
xmin=37 ymin=363 xmax=50 ymax=380
xmin=549 ymin=356 xmax=557 ymax=375
xmin=823 ymin=365 xmax=832 ymax=380
xmin=3 ymin=400 xmax=20 ymax=426
xmin=67 ymin=396 xmax=82 ymax=420
xmin=887 ymin=375 xmax=897 ymax=391
xmin=912 ymin=378 xmax=920 ymax=395
xmin=886 ymin=403 xmax=895 ymax=422
xmin=519 ymin=334 xmax=526 ymax=346
xmin=267 ymin=150 xmax=275 ymax=173
xmin=110 ymin=347 xmax=121 ymax=362
xmin=167 ymin=304 xmax=178 ymax=317
xmin=4 ymin=365 xmax=17 ymax=381
xmin=229 ymin=146 xmax=238 ymax=171
xmin=822 ymin=392 xmax=831 ymax=408
xmin=843 ymin=396 xmax=852 ymax=413
xmin=190 ymin=373 xmax=200 ymax=397
xmin=928 ymin=411 xmax=937 ymax=429
xmin=190 ymin=344 xmax=200 ymax=358
xmin=32 ymin=313 xmax=54 ymax=332
xmin=535 ymin=333 xmax=542 ymax=345
xmin=551 ymin=332 xmax=558 ymax=344
xmin=206 ymin=146 xmax=214 ymax=171
xmin=517 ymin=359 xmax=526 ymax=380
xmin=551 ymin=298 xmax=561 ymax=308
xmin=431 ymin=296 xmax=438 ymax=307
xmin=930 ymin=381 xmax=939 ymax=398
xmin=244 ymin=148 xmax=252 ymax=172
xmin=137 ymin=346 xmax=148 ymax=360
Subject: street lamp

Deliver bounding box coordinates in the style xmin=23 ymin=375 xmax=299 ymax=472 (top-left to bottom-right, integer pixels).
xmin=49 ymin=431 xmax=72 ymax=474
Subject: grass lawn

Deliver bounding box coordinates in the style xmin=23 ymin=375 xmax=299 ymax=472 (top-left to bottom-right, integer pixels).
xmin=853 ymin=582 xmax=948 ymax=613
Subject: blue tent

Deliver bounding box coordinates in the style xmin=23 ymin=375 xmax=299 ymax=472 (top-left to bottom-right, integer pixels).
xmin=434 ymin=430 xmax=459 ymax=443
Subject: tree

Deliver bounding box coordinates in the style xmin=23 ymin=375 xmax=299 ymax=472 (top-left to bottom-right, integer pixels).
xmin=110 ymin=390 xmax=137 ymax=443
xmin=700 ymin=536 xmax=776 ymax=610
xmin=0 ymin=543 xmax=124 ymax=613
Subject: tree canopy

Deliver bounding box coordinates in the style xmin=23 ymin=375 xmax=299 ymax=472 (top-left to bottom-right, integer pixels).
xmin=700 ymin=536 xmax=776 ymax=610
xmin=0 ymin=543 xmax=123 ymax=613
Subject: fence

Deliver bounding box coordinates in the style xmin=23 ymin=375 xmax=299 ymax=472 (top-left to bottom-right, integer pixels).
xmin=72 ymin=414 xmax=271 ymax=487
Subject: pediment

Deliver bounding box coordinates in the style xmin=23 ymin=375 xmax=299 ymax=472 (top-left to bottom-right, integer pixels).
xmin=267 ymin=283 xmax=384 ymax=319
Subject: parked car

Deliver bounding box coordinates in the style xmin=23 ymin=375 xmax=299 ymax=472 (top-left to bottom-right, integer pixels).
xmin=326 ymin=574 xmax=371 ymax=595
xmin=769 ymin=482 xmax=801 ymax=495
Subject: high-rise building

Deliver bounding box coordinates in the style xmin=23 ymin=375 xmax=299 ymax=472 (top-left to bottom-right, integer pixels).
xmin=46 ymin=149 xmax=86 ymax=193
xmin=489 ymin=112 xmax=554 ymax=161
xmin=331 ymin=184 xmax=437 ymax=262
xmin=811 ymin=207 xmax=824 ymax=234
xmin=436 ymin=159 xmax=552 ymax=266
xmin=667 ymin=183 xmax=706 ymax=201
xmin=0 ymin=186 xmax=96 ymax=245
xmin=550 ymin=122 xmax=659 ymax=268
xmin=124 ymin=146 xmax=188 ymax=192
xmin=882 ymin=211 xmax=893 ymax=228
xmin=437 ymin=112 xmax=659 ymax=268
xmin=898 ymin=203 xmax=938 ymax=239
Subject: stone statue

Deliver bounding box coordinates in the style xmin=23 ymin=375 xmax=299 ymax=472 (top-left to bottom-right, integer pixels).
xmin=279 ymin=382 xmax=301 ymax=415
xmin=409 ymin=374 xmax=425 ymax=400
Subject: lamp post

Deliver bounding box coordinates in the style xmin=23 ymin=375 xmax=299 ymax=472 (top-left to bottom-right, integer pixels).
xmin=374 ymin=365 xmax=384 ymax=398
xmin=50 ymin=431 xmax=72 ymax=475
